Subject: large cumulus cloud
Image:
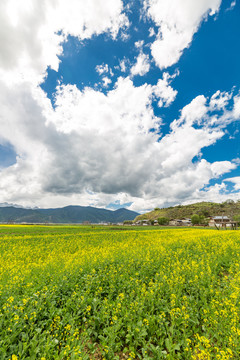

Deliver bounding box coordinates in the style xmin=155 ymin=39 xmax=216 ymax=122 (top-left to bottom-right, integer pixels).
xmin=0 ymin=75 xmax=239 ymax=210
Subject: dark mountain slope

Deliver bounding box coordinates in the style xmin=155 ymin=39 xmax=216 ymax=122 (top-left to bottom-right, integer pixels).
xmin=0 ymin=205 xmax=139 ymax=223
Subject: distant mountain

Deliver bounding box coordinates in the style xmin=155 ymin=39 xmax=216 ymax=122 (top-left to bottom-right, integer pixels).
xmin=0 ymin=202 xmax=25 ymax=208
xmin=134 ymin=200 xmax=239 ymax=222
xmin=0 ymin=205 xmax=139 ymax=224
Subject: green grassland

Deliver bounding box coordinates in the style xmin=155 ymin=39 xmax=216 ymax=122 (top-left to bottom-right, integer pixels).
xmin=1 ymin=225 xmax=240 ymax=359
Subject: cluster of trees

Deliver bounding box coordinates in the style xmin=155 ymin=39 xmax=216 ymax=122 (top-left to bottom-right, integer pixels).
xmin=233 ymin=215 xmax=240 ymax=226
xmin=123 ymin=220 xmax=134 ymax=225
xmin=157 ymin=217 xmax=169 ymax=225
xmin=147 ymin=218 xmax=170 ymax=225
xmin=191 ymin=214 xmax=208 ymax=225
xmin=158 ymin=214 xmax=209 ymax=226
xmin=157 ymin=214 xmax=209 ymax=226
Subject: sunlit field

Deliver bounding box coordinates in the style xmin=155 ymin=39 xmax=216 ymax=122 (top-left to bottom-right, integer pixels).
xmin=1 ymin=225 xmax=240 ymax=360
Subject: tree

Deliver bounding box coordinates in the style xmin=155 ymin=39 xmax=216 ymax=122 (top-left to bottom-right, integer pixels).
xmin=225 ymin=199 xmax=234 ymax=204
xmin=123 ymin=220 xmax=133 ymax=225
xmin=199 ymin=215 xmax=208 ymax=226
xmin=233 ymin=215 xmax=240 ymax=226
xmin=158 ymin=217 xmax=169 ymax=225
xmin=201 ymin=209 xmax=210 ymax=217
xmin=191 ymin=214 xmax=200 ymax=225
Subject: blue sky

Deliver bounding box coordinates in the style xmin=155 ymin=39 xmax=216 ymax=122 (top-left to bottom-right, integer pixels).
xmin=0 ymin=0 xmax=240 ymax=211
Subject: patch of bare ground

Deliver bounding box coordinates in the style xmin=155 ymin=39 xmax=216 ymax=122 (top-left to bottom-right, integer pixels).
xmin=84 ymin=341 xmax=130 ymax=360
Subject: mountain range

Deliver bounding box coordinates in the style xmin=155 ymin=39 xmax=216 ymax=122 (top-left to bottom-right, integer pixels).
xmin=0 ymin=205 xmax=139 ymax=224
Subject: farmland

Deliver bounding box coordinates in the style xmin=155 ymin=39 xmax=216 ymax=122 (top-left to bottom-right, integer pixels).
xmin=1 ymin=226 xmax=240 ymax=359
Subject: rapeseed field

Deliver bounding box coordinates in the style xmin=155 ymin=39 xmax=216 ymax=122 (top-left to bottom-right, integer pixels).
xmin=0 ymin=225 xmax=240 ymax=359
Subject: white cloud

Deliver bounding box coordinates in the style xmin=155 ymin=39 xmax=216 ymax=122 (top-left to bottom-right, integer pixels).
xmin=226 ymin=1 xmax=236 ymax=11
xmin=224 ymin=177 xmax=240 ymax=191
xmin=153 ymin=72 xmax=178 ymax=107
xmin=131 ymin=52 xmax=150 ymax=76
xmin=210 ymin=90 xmax=232 ymax=110
xmin=102 ymin=76 xmax=112 ymax=87
xmin=96 ymin=64 xmax=109 ymax=75
xmin=149 ymin=27 xmax=155 ymax=37
xmin=0 ymin=0 xmax=128 ymax=85
xmin=144 ymin=0 xmax=222 ymax=69
xmin=135 ymin=40 xmax=144 ymax=48
xmin=96 ymin=64 xmax=114 ymax=80
xmin=49 ymin=77 xmax=159 ymax=135
xmin=119 ymin=59 xmax=129 ymax=72
xmin=120 ymin=60 xmax=126 ymax=72
xmin=180 ymin=182 xmax=238 ymax=206
xmin=233 ymin=94 xmax=240 ymax=119
xmin=171 ymin=90 xmax=240 ymax=130
xmin=172 ymin=95 xmax=208 ymax=128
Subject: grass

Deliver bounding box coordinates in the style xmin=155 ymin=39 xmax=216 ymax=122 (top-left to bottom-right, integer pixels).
xmin=0 ymin=225 xmax=240 ymax=359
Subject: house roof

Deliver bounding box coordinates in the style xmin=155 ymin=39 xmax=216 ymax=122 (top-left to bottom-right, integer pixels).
xmin=212 ymin=216 xmax=229 ymax=220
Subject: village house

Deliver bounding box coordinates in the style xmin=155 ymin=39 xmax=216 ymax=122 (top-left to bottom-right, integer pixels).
xmin=134 ymin=219 xmax=150 ymax=226
xmin=169 ymin=218 xmax=192 ymax=226
xmin=181 ymin=218 xmax=192 ymax=226
xmin=169 ymin=219 xmax=181 ymax=226
xmin=208 ymin=216 xmax=237 ymax=229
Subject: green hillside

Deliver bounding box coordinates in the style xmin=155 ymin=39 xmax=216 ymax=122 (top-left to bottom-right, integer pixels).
xmin=134 ymin=200 xmax=240 ymax=221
